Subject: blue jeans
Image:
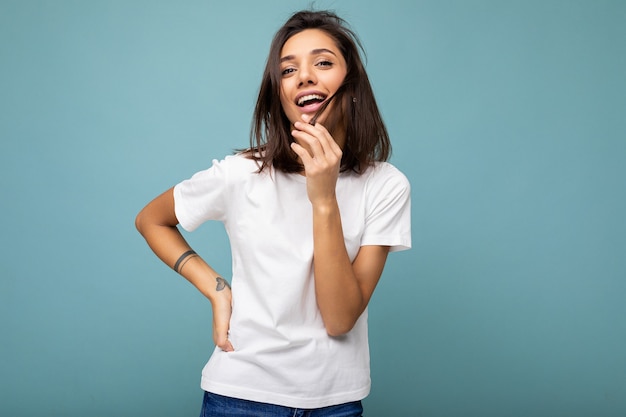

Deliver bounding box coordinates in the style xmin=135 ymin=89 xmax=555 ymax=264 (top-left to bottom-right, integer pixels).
xmin=199 ymin=391 xmax=363 ymax=417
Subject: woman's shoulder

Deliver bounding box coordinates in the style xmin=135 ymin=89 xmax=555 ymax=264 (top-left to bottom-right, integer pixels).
xmin=339 ymin=162 xmax=409 ymax=199
xmin=182 ymin=152 xmax=260 ymax=184
xmin=215 ymin=151 xmax=263 ymax=171
xmin=364 ymin=162 xmax=410 ymax=186
xmin=209 ymin=151 xmax=276 ymax=186
xmin=357 ymin=162 xmax=411 ymax=201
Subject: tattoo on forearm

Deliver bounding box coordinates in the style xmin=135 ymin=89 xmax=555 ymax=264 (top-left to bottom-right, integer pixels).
xmin=173 ymin=250 xmax=197 ymax=273
xmin=216 ymin=277 xmax=231 ymax=291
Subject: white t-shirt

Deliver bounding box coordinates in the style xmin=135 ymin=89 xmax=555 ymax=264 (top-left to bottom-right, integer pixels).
xmin=173 ymin=154 xmax=411 ymax=408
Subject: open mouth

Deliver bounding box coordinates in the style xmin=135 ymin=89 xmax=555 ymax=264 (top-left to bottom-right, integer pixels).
xmin=296 ymin=94 xmax=327 ymax=107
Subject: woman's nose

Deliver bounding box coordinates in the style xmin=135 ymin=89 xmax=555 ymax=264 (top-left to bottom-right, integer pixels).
xmin=298 ymin=67 xmax=316 ymax=86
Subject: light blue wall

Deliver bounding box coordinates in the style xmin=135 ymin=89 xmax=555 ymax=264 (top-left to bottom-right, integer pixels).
xmin=1 ymin=1 xmax=624 ymax=416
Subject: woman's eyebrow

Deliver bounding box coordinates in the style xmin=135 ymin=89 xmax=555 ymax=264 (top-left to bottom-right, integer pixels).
xmin=311 ymin=48 xmax=337 ymax=57
xmin=280 ymin=48 xmax=338 ymax=63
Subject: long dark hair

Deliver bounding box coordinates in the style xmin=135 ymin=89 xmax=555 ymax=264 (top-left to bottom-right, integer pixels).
xmin=249 ymin=10 xmax=391 ymax=174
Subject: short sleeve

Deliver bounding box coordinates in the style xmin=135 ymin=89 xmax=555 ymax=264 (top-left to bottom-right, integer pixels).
xmin=361 ymin=163 xmax=412 ymax=252
xmin=173 ymin=158 xmax=229 ymax=232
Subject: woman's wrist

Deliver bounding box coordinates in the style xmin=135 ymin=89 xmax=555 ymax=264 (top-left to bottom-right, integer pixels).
xmin=208 ymin=276 xmax=232 ymax=303
xmin=311 ymin=198 xmax=339 ymax=215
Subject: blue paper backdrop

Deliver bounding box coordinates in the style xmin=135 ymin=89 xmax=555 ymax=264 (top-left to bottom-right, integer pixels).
xmin=1 ymin=0 xmax=624 ymax=416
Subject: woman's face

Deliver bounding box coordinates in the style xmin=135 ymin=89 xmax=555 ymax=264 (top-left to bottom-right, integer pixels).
xmin=279 ymin=29 xmax=347 ymax=131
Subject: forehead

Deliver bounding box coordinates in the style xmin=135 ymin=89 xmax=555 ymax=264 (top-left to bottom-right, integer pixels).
xmin=280 ymin=29 xmax=342 ymax=57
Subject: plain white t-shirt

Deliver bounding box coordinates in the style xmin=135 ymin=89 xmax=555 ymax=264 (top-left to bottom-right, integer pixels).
xmin=173 ymin=154 xmax=411 ymax=408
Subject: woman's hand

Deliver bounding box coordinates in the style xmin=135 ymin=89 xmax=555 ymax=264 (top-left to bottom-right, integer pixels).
xmin=290 ymin=114 xmax=342 ymax=206
xmin=212 ymin=280 xmax=234 ymax=352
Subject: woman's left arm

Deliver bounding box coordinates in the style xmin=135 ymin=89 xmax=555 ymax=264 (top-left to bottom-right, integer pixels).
xmin=291 ymin=117 xmax=391 ymax=336
xmin=311 ymin=200 xmax=390 ymax=336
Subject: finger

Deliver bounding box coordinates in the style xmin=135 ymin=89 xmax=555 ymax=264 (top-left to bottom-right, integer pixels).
xmin=308 ymin=121 xmax=342 ymax=156
xmin=220 ymin=340 xmax=235 ymax=352
xmin=294 ymin=120 xmax=328 ymax=140
xmin=290 ymin=142 xmax=314 ymax=166
xmin=291 ymin=128 xmax=327 ymax=161
xmin=293 ymin=121 xmax=341 ymax=158
xmin=292 ymin=123 xmax=332 ymax=158
xmin=291 ymin=131 xmax=340 ymax=173
xmin=214 ymin=329 xmax=235 ymax=352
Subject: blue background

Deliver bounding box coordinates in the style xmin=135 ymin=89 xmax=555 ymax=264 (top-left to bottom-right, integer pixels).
xmin=1 ymin=0 xmax=625 ymax=416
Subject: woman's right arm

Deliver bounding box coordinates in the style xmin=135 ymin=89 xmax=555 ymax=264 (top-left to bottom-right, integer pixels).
xmin=135 ymin=187 xmax=234 ymax=352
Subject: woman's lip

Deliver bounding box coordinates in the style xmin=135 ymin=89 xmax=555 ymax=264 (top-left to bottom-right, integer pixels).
xmin=298 ymin=100 xmax=325 ymax=114
xmin=295 ymin=90 xmax=326 ymax=103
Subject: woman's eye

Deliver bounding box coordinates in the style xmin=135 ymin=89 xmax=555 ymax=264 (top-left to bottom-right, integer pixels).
xmin=281 ymin=67 xmax=296 ymax=76
xmin=316 ymin=60 xmax=333 ymax=67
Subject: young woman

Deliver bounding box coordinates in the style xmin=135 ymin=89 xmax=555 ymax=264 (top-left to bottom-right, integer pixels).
xmin=136 ymin=10 xmax=411 ymax=417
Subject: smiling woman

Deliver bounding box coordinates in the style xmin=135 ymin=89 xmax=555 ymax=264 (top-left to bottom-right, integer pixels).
xmin=278 ymin=30 xmax=347 ymax=135
xmin=251 ymin=10 xmax=392 ymax=175
xmin=135 ymin=9 xmax=411 ymax=417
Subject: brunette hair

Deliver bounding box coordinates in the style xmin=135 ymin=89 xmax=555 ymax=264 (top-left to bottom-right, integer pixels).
xmin=249 ymin=10 xmax=391 ymax=174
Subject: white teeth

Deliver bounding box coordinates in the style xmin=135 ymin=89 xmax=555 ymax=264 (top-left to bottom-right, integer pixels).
xmin=297 ymin=94 xmax=325 ymax=106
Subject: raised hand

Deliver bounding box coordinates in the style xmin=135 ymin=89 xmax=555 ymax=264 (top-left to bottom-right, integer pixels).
xmin=290 ymin=114 xmax=343 ymax=206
